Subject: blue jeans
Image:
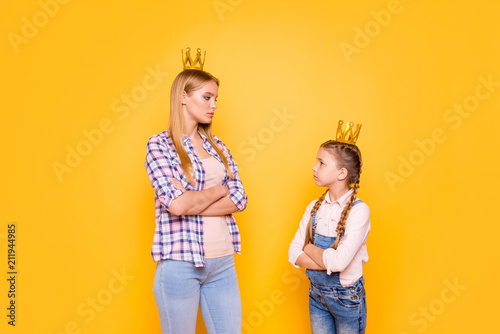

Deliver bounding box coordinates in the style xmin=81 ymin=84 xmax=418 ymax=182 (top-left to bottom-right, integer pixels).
xmin=307 ymin=209 xmax=367 ymax=334
xmin=309 ymin=276 xmax=367 ymax=334
xmin=153 ymin=254 xmax=241 ymax=334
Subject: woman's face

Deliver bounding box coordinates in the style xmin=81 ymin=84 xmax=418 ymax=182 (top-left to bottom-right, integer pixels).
xmin=182 ymin=80 xmax=218 ymax=125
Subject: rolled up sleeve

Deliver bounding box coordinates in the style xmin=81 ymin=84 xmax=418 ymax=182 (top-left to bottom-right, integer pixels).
xmin=145 ymin=135 xmax=185 ymax=211
xmin=322 ymin=204 xmax=371 ymax=274
xmin=216 ymin=137 xmax=247 ymax=212
xmin=288 ymin=201 xmax=316 ymax=267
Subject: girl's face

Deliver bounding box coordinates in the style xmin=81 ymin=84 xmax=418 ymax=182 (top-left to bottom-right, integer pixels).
xmin=182 ymin=80 xmax=218 ymax=125
xmin=312 ymin=147 xmax=347 ymax=188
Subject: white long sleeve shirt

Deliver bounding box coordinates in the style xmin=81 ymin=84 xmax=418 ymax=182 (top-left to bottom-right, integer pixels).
xmin=288 ymin=189 xmax=371 ymax=286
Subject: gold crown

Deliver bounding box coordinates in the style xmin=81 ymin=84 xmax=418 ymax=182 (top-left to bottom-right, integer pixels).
xmin=336 ymin=120 xmax=362 ymax=145
xmin=182 ymin=47 xmax=206 ymax=70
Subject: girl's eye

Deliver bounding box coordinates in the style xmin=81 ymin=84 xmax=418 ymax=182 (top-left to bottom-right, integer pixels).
xmin=204 ymin=96 xmax=210 ymax=100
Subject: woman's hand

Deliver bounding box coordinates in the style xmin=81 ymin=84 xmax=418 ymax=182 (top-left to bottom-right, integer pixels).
xmin=168 ymin=180 xmax=229 ymax=216
xmin=220 ymin=183 xmax=230 ymax=196
xmin=168 ymin=178 xmax=186 ymax=192
xmin=169 ymin=178 xmax=229 ymax=195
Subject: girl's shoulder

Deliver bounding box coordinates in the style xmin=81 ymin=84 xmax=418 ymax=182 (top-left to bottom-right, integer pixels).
xmin=353 ymin=198 xmax=369 ymax=209
xmin=349 ymin=198 xmax=371 ymax=217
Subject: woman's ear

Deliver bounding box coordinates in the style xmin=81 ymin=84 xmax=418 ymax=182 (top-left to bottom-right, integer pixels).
xmin=181 ymin=91 xmax=188 ymax=105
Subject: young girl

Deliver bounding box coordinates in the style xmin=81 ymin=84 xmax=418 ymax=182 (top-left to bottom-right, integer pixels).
xmin=288 ymin=132 xmax=370 ymax=334
xmin=145 ymin=49 xmax=247 ymax=334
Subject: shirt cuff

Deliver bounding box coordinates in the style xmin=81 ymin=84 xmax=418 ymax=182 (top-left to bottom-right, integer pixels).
xmin=289 ymin=250 xmax=305 ymax=268
xmin=323 ymin=248 xmax=334 ymax=275
xmin=158 ymin=188 xmax=184 ymax=210
xmin=228 ymin=191 xmax=246 ymax=212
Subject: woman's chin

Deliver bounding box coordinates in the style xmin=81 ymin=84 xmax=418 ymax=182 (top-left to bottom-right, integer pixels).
xmin=199 ymin=119 xmax=213 ymax=125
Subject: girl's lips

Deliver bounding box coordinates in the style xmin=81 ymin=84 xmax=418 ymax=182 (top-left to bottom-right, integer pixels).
xmin=208 ymin=113 xmax=214 ymax=117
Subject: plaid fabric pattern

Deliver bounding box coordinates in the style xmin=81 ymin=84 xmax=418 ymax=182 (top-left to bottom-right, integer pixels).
xmin=145 ymin=130 xmax=247 ymax=267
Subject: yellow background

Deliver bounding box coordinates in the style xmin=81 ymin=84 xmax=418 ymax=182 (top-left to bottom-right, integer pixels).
xmin=2 ymin=0 xmax=499 ymax=333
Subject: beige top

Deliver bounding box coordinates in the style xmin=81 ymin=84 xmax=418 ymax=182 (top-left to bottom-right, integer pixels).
xmin=201 ymin=156 xmax=234 ymax=259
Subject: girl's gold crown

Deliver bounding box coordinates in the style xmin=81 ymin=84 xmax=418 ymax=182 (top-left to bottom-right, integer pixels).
xmin=182 ymin=47 xmax=206 ymax=70
xmin=336 ymin=120 xmax=362 ymax=145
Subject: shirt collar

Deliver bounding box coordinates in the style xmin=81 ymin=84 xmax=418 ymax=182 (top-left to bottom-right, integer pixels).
xmin=182 ymin=130 xmax=209 ymax=145
xmin=324 ymin=188 xmax=354 ymax=206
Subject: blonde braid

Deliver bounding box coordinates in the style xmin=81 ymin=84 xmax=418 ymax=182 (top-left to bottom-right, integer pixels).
xmin=331 ymin=180 xmax=359 ymax=249
xmin=303 ymin=189 xmax=329 ymax=249
xmin=306 ymin=139 xmax=363 ymax=250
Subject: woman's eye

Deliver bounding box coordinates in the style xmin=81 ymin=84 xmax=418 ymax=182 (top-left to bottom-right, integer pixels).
xmin=204 ymin=96 xmax=210 ymax=100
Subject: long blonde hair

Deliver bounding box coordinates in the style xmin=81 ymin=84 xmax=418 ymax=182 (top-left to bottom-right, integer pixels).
xmin=303 ymin=140 xmax=362 ymax=249
xmin=169 ymin=69 xmax=233 ymax=185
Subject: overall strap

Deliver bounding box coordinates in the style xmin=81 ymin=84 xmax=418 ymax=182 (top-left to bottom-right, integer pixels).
xmin=352 ymin=199 xmax=363 ymax=207
xmin=312 ymin=211 xmax=318 ymax=239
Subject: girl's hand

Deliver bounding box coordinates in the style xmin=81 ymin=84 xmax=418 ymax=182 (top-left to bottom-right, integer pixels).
xmin=304 ymin=243 xmax=314 ymax=253
xmin=168 ymin=178 xmax=185 ymax=192
xmin=304 ymin=243 xmax=325 ymax=268
xmin=338 ymin=234 xmax=348 ymax=247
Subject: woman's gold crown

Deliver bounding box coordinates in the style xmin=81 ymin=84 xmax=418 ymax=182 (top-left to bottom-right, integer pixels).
xmin=336 ymin=120 xmax=362 ymax=145
xmin=182 ymin=47 xmax=206 ymax=70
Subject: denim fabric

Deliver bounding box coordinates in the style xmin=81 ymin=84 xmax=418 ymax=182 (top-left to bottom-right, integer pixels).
xmin=306 ymin=206 xmax=367 ymax=334
xmin=153 ymin=254 xmax=241 ymax=334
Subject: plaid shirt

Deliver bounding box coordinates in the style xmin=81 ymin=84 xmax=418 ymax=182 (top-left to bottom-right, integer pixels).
xmin=145 ymin=130 xmax=247 ymax=267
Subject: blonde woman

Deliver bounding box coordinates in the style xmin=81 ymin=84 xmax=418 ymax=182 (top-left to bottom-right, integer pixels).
xmin=145 ymin=68 xmax=247 ymax=333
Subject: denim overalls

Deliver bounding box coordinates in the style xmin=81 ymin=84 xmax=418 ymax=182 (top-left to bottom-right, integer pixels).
xmin=306 ymin=200 xmax=367 ymax=334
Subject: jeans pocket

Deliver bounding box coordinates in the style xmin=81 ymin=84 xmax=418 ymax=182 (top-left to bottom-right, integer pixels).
xmin=337 ymin=287 xmax=362 ymax=309
xmin=311 ymin=283 xmax=336 ymax=296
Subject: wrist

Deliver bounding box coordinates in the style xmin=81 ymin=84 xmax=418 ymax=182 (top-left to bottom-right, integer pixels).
xmin=211 ymin=184 xmax=226 ymax=198
xmin=219 ymin=184 xmax=229 ymax=197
